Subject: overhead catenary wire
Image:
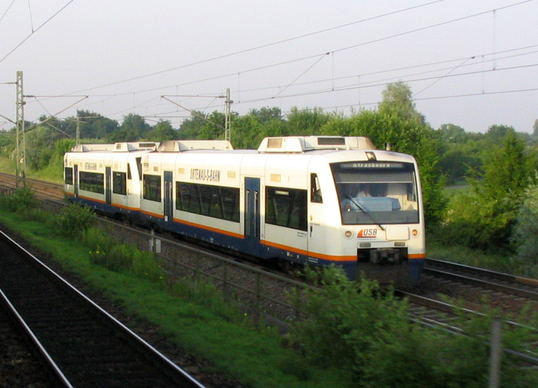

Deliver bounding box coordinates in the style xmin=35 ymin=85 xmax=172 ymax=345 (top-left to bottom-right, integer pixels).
xmin=50 ymin=43 xmax=538 ymax=102
xmin=0 ymin=0 xmax=76 ymax=65
xmin=81 ymin=57 xmax=538 ymax=122
xmin=0 ymin=0 xmax=16 ymax=27
xmin=65 ymin=0 xmax=444 ymax=94
xmin=310 ymin=87 xmax=538 ymax=113
xmin=235 ymin=62 xmax=538 ymax=105
xmin=234 ymin=46 xmax=538 ymax=97
xmin=272 ymin=53 xmax=329 ymax=98
xmin=27 ymin=0 xmax=34 ymax=32
xmin=29 ymin=1 xmax=536 ymax=125
xmin=414 ymin=57 xmax=474 ymax=96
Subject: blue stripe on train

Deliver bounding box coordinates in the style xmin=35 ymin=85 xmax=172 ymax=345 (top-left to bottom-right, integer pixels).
xmin=69 ymin=196 xmax=420 ymax=284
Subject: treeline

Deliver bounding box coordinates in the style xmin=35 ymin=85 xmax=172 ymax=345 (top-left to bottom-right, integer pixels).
xmin=1 ymin=82 xmax=537 ymax=262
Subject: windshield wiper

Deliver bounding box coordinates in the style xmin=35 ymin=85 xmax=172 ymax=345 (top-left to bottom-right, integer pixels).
xmin=344 ymin=195 xmax=385 ymax=231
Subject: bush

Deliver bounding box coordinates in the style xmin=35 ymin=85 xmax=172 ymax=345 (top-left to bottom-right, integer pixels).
xmin=511 ymin=181 xmax=538 ymax=275
xmin=171 ymin=277 xmax=240 ymax=321
xmin=90 ymin=243 xmax=134 ymax=272
xmin=0 ymin=187 xmax=36 ymax=211
xmin=54 ymin=203 xmax=95 ymax=236
xmin=82 ymin=227 xmax=114 ymax=252
xmin=131 ymin=249 xmax=165 ymax=282
xmin=85 ymin=227 xmax=164 ymax=279
xmin=288 ymin=266 xmax=538 ymax=387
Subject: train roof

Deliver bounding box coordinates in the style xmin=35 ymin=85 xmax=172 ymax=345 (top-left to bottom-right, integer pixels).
xmin=66 ymin=136 xmax=416 ymax=163
xmin=68 ymin=136 xmax=374 ymax=154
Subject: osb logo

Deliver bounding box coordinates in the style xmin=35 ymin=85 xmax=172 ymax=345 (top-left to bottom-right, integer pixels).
xmin=357 ymin=229 xmax=377 ymax=238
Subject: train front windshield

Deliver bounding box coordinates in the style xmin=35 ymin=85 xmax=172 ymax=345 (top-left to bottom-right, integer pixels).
xmin=331 ymin=161 xmax=419 ymax=225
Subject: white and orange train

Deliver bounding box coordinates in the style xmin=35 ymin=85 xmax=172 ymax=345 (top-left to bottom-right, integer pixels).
xmin=64 ymin=136 xmax=425 ymax=286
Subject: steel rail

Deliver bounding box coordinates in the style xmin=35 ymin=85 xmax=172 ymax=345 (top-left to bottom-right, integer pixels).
xmin=0 ymin=229 xmax=205 ymax=387
xmin=397 ymin=289 xmax=538 ymax=364
xmin=423 ymin=266 xmax=538 ymax=300
xmin=426 ymin=258 xmax=538 ymax=287
xmin=0 ymin=288 xmax=72 ymax=387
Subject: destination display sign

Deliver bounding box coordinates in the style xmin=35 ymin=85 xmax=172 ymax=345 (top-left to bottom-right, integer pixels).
xmin=341 ymin=162 xmax=404 ymax=169
xmin=190 ymin=168 xmax=221 ymax=182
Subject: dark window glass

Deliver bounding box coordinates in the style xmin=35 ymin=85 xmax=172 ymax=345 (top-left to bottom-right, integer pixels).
xmin=127 ymin=163 xmax=132 ymax=180
xmin=79 ymin=171 xmax=104 ymax=194
xmin=265 ymin=186 xmax=307 ymax=231
xmin=310 ymin=173 xmax=323 ymax=203
xmin=135 ymin=157 xmax=142 ymax=180
xmin=143 ymin=174 xmax=161 ymax=202
xmin=64 ymin=167 xmax=73 ymax=185
xmin=318 ymin=137 xmax=345 ymax=145
xmin=176 ymin=182 xmax=239 ymax=222
xmin=331 ymin=161 xmax=419 ymax=225
xmin=113 ymin=171 xmax=127 ymax=195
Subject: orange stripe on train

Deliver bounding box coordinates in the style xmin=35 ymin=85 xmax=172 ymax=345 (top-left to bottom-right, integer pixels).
xmin=260 ymin=240 xmax=356 ymax=262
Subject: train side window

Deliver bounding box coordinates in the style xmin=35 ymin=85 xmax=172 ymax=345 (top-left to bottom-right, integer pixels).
xmin=310 ymin=173 xmax=323 ymax=203
xmin=176 ymin=182 xmax=239 ymax=222
xmin=112 ymin=171 xmax=127 ymax=195
xmin=79 ymin=171 xmax=104 ymax=194
xmin=176 ymin=182 xmax=201 ymax=214
xmin=127 ymin=163 xmax=132 ymax=180
xmin=221 ymin=187 xmax=240 ymax=222
xmin=143 ymin=174 xmax=161 ymax=202
xmin=266 ymin=186 xmax=307 ymax=231
xmin=135 ymin=157 xmax=143 ymax=180
xmin=64 ymin=167 xmax=73 ymax=185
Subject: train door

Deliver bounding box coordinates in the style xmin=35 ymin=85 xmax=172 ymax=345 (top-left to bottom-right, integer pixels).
xmin=308 ymin=172 xmax=325 ymax=259
xmin=74 ymin=164 xmax=79 ymax=197
xmin=105 ymin=167 xmax=112 ymax=205
xmin=163 ymin=171 xmax=173 ymax=222
xmin=244 ymin=177 xmax=260 ymax=254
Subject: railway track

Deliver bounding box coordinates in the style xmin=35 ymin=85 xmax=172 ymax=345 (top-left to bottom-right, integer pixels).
xmin=0 ymin=228 xmax=203 ymax=387
xmin=0 ymin=293 xmax=60 ymax=387
xmin=423 ymin=258 xmax=538 ymax=303
xmin=397 ymin=289 xmax=538 ymax=365
xmin=0 ymin=172 xmax=64 ymax=200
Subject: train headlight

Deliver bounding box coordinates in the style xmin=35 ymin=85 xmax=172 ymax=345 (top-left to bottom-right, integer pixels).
xmin=412 ymin=229 xmax=418 ymax=237
xmin=345 ymin=231 xmax=352 ymax=238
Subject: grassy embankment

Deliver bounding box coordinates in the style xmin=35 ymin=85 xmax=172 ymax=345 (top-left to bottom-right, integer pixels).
xmin=0 ymin=202 xmax=348 ymax=387
xmin=0 ymin=155 xmax=62 ymax=183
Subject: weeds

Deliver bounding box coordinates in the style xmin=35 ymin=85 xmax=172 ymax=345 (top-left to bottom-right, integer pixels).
xmin=54 ymin=203 xmax=95 ymax=236
xmin=0 ymin=187 xmax=36 ymax=211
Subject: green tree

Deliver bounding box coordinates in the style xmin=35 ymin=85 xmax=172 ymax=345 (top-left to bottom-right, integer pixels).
xmin=70 ymin=110 xmax=118 ymax=139
xmin=25 ymin=125 xmax=63 ymax=170
xmin=485 ymin=124 xmax=516 ymax=144
xmin=178 ymin=111 xmax=206 ymax=139
xmin=198 ymin=111 xmax=226 ymax=140
xmin=378 ymin=81 xmax=425 ymax=125
xmin=146 ymin=120 xmax=177 ymax=141
xmin=442 ymin=132 xmax=536 ymax=249
xmin=511 ymin=179 xmax=538 ymax=274
xmin=438 ymin=123 xmax=467 ymax=143
xmin=249 ymin=107 xmax=283 ymax=123
xmin=108 ymin=114 xmax=150 ymax=142
xmin=286 ymin=107 xmax=331 ymax=135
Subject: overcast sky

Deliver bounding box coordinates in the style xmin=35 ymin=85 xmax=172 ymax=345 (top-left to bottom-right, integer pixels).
xmin=0 ymin=0 xmax=536 ymax=133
